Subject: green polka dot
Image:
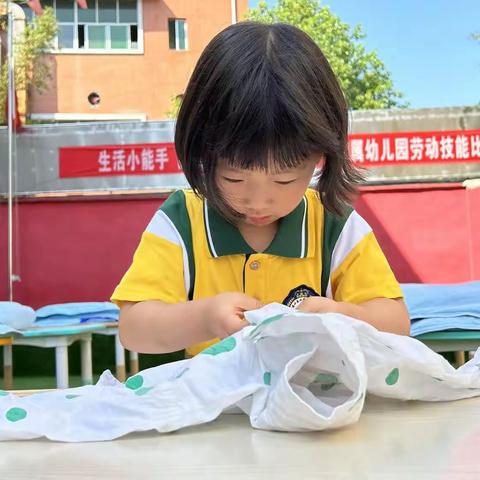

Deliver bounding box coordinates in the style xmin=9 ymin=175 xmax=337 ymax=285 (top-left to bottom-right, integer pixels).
xmin=135 ymin=387 xmax=154 ymax=396
xmin=260 ymin=314 xmax=285 ymax=327
xmin=202 ymin=337 xmax=237 ymax=355
xmin=6 ymin=407 xmax=27 ymax=422
xmin=0 ymin=390 xmax=9 ymax=396
xmin=125 ymin=375 xmax=144 ymax=390
xmin=315 ymin=374 xmax=338 ymax=384
xmin=386 ymin=368 xmax=400 ymax=385
xmin=263 ymin=372 xmax=271 ymax=385
xmin=313 ymin=373 xmax=338 ymax=391
xmin=321 ymin=383 xmax=337 ymax=391
xmin=65 ymin=394 xmax=81 ymax=399
xmin=250 ymin=314 xmax=285 ymax=338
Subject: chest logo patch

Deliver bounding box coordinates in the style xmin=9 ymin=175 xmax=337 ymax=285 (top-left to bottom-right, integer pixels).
xmin=282 ymin=284 xmax=320 ymax=309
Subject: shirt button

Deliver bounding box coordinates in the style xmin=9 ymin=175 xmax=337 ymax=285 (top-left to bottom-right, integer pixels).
xmin=250 ymin=261 xmax=261 ymax=270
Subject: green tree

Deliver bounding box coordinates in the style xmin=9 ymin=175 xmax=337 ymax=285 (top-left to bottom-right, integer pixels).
xmin=165 ymin=94 xmax=183 ymax=119
xmin=0 ymin=4 xmax=57 ymax=123
xmin=247 ymin=0 xmax=406 ymax=110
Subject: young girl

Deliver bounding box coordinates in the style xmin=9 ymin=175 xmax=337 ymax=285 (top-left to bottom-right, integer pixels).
xmin=111 ymin=21 xmax=410 ymax=356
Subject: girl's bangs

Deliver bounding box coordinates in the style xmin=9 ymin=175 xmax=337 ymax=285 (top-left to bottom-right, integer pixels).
xmin=215 ymin=108 xmax=324 ymax=173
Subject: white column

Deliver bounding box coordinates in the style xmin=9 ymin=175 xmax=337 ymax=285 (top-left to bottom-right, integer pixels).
xmin=55 ymin=346 xmax=69 ymax=389
xmin=115 ymin=333 xmax=126 ymax=382
xmin=231 ymin=0 xmax=237 ymax=24
xmin=80 ymin=339 xmax=93 ymax=385
xmin=129 ymin=350 xmax=139 ymax=375
xmin=3 ymin=344 xmax=13 ymax=390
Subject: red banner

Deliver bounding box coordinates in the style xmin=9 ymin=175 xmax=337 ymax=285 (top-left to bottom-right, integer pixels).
xmin=59 ymin=129 xmax=480 ymax=178
xmin=59 ymin=143 xmax=182 ymax=178
xmin=349 ymin=129 xmax=480 ymax=166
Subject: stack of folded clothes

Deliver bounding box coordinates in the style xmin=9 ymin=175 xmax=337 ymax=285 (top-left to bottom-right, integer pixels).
xmin=35 ymin=302 xmax=119 ymax=327
xmin=0 ymin=302 xmax=36 ymax=334
xmin=401 ymin=282 xmax=480 ymax=336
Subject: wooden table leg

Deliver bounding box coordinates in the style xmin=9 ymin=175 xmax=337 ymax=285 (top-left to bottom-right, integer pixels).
xmin=454 ymin=351 xmax=466 ymax=367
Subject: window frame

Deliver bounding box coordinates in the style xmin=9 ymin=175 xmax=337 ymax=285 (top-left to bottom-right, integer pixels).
xmin=168 ymin=18 xmax=188 ymax=51
xmin=49 ymin=0 xmax=144 ymax=54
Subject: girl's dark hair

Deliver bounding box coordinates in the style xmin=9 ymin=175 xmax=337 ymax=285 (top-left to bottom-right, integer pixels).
xmin=175 ymin=21 xmax=363 ymax=220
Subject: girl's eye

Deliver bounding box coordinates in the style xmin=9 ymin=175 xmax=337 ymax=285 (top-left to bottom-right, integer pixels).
xmin=275 ymin=180 xmax=296 ymax=185
xmin=222 ymin=177 xmax=244 ymax=183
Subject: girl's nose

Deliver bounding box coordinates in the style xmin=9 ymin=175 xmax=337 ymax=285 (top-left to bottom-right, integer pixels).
xmin=244 ymin=190 xmax=273 ymax=210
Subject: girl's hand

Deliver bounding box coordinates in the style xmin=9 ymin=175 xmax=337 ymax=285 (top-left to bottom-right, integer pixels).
xmin=296 ymin=296 xmax=340 ymax=314
xmin=203 ymin=292 xmax=263 ymax=339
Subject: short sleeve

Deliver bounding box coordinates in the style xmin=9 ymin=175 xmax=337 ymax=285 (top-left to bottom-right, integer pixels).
xmin=110 ymin=204 xmax=190 ymax=305
xmin=328 ymin=211 xmax=403 ymax=304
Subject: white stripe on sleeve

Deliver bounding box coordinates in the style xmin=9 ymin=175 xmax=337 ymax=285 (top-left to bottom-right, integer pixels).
xmin=325 ymin=211 xmax=372 ymax=299
xmin=146 ymin=210 xmax=190 ymax=297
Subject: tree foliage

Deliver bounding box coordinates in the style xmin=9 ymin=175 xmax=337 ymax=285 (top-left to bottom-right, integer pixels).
xmin=0 ymin=4 xmax=57 ymax=122
xmin=165 ymin=94 xmax=183 ymax=120
xmin=246 ymin=0 xmax=406 ymax=110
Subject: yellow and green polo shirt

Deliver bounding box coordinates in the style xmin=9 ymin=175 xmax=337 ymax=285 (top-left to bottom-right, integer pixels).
xmin=111 ymin=188 xmax=403 ymax=356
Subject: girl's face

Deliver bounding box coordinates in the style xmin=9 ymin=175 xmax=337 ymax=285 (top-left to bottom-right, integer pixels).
xmin=216 ymin=157 xmax=319 ymax=227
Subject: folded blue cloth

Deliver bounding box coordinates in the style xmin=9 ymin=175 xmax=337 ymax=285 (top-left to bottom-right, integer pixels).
xmin=36 ymin=302 xmax=119 ymax=319
xmin=410 ymin=316 xmax=480 ymax=336
xmin=0 ymin=325 xmax=19 ymax=335
xmin=0 ymin=302 xmax=36 ymax=332
xmin=401 ymin=282 xmax=480 ymax=336
xmin=401 ymin=282 xmax=480 ymax=320
xmin=0 ymin=302 xmax=119 ymax=334
xmin=35 ymin=302 xmax=119 ymax=326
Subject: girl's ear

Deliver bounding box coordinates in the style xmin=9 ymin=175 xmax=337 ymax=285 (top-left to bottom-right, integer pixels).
xmin=316 ymin=155 xmax=325 ymax=169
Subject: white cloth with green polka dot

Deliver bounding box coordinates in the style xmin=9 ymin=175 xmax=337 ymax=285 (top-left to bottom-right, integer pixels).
xmin=1 ymin=303 xmax=480 ymax=442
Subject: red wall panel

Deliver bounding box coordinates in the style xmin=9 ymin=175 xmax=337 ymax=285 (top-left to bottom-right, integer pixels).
xmin=0 ymin=198 xmax=162 ymax=308
xmin=466 ymin=187 xmax=480 ymax=279
xmin=355 ymin=184 xmax=474 ymax=284
xmin=1 ymin=184 xmax=479 ymax=307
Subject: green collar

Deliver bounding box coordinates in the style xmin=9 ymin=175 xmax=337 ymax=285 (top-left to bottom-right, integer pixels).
xmin=204 ymin=196 xmax=309 ymax=258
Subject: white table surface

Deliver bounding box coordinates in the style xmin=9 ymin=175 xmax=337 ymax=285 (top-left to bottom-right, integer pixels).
xmin=1 ymin=395 xmax=479 ymax=479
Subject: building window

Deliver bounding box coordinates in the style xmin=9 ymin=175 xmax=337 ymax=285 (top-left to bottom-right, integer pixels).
xmin=24 ymin=0 xmax=142 ymax=53
xmin=168 ymin=18 xmax=187 ymax=50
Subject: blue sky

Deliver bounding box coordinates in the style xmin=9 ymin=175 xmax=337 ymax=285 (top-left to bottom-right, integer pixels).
xmin=248 ymin=0 xmax=480 ymax=109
